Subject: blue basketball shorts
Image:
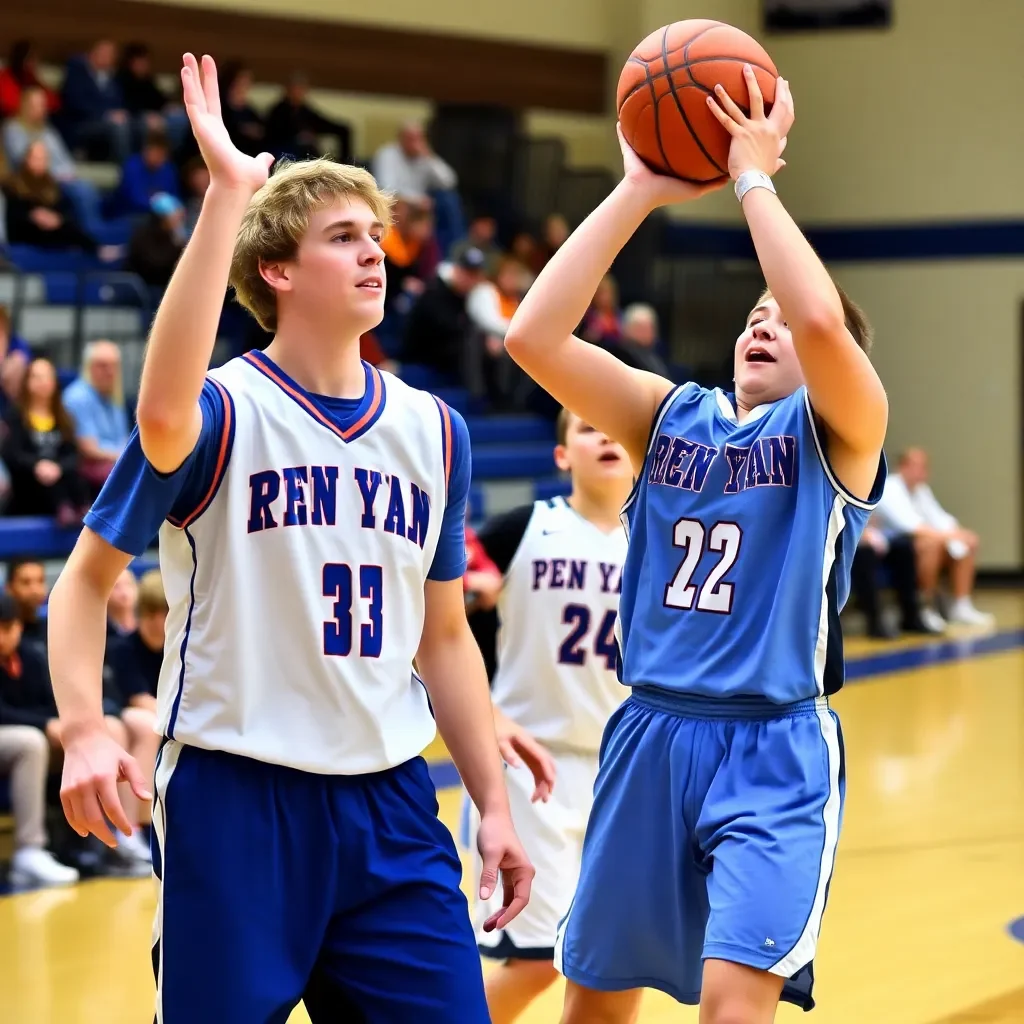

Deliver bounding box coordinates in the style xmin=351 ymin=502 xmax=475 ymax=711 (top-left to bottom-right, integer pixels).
xmin=554 ymin=689 xmax=845 ymax=1011
xmin=151 ymin=741 xmax=488 ymax=1024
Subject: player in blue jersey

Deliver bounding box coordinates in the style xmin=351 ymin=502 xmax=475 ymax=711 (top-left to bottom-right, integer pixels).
xmin=44 ymin=54 xmax=553 ymax=1023
xmin=505 ymin=70 xmax=888 ymax=1023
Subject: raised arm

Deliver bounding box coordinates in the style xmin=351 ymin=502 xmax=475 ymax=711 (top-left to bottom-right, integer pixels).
xmin=708 ymin=70 xmax=887 ymax=491
xmin=136 ymin=54 xmax=273 ymax=473
xmin=503 ymin=137 xmax=723 ymax=467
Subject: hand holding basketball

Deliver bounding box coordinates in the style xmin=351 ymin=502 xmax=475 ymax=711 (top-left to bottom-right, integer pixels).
xmin=617 ymin=124 xmax=727 ymax=211
xmin=180 ymin=53 xmax=274 ymax=194
xmin=707 ymin=67 xmax=794 ymax=181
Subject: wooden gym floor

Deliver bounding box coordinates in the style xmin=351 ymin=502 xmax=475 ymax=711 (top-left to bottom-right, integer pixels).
xmin=2 ymin=590 xmax=1023 ymax=1023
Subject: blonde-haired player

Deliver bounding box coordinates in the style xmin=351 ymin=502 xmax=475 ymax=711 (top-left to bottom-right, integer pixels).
xmin=46 ymin=53 xmax=551 ymax=1023
xmin=467 ymin=407 xmax=633 ymax=1023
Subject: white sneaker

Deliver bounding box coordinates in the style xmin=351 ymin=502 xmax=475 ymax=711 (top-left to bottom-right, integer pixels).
xmin=920 ymin=607 xmax=948 ymax=634
xmin=10 ymin=847 xmax=80 ymax=888
xmin=948 ymin=599 xmax=996 ymax=628
xmin=114 ymin=829 xmax=153 ymax=865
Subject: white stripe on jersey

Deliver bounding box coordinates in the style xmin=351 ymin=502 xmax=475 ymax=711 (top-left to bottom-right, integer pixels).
xmin=155 ymin=358 xmax=448 ymax=775
xmin=492 ymin=497 xmax=628 ymax=754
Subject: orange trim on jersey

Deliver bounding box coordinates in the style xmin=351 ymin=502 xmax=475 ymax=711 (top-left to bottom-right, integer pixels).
xmin=437 ymin=398 xmax=452 ymax=492
xmin=242 ymin=352 xmax=382 ymax=442
xmin=167 ymin=379 xmax=234 ymax=529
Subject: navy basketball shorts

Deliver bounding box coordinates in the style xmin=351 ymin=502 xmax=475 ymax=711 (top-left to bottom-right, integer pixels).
xmin=554 ymin=689 xmax=845 ymax=1011
xmin=151 ymin=741 xmax=488 ymax=1024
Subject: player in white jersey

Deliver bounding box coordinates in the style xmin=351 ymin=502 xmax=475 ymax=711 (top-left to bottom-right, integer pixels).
xmin=45 ymin=54 xmax=552 ymax=1024
xmin=465 ymin=408 xmax=632 ymax=1023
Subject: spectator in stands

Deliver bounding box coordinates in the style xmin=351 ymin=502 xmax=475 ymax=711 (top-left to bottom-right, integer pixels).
xmin=3 ymin=141 xmax=100 ymax=255
xmin=850 ymin=521 xmax=939 ymax=638
xmin=181 ymin=156 xmax=209 ymax=240
xmin=4 ymin=558 xmax=48 ymax=652
xmin=510 ymin=231 xmax=542 ymax=278
xmin=874 ymin=447 xmax=994 ymax=627
xmin=464 ymin=522 xmax=502 ymax=617
xmin=451 ymin=214 xmax=502 ymax=276
xmin=106 ymin=567 xmax=138 ymax=642
xmin=63 ymin=340 xmax=130 ymax=494
xmin=115 ymin=42 xmax=189 ymax=148
xmin=0 ymin=40 xmax=60 ymax=120
xmin=610 ymin=303 xmax=670 ymax=377
xmin=537 ymin=212 xmax=569 ymax=269
xmin=0 ymin=304 xmax=33 ymax=418
xmin=0 ymin=589 xmax=153 ymax=871
xmin=107 ymin=130 xmax=179 ymax=218
xmin=109 ymin=568 xmax=166 ymax=711
xmin=3 ymin=356 xmax=89 ymax=525
xmin=466 ymin=257 xmax=530 ymax=407
xmin=264 ymin=71 xmax=352 ymax=163
xmin=380 ymin=201 xmax=440 ymax=314
xmin=0 ymin=596 xmax=80 ymax=887
xmin=402 ymin=246 xmax=488 ymax=381
xmin=58 ymin=39 xmax=130 ymax=162
xmin=124 ymin=192 xmax=187 ymax=294
xmin=372 ymin=122 xmax=462 ymax=251
xmin=581 ymin=274 xmax=623 ymax=345
xmin=218 ymin=62 xmax=266 ymax=158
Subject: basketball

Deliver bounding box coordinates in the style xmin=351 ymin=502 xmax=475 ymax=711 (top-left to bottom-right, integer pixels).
xmin=617 ymin=20 xmax=779 ymax=183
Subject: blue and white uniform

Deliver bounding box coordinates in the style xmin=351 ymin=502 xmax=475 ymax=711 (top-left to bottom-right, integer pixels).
xmin=86 ymin=350 xmax=488 ymax=1024
xmin=554 ymin=383 xmax=885 ymax=1010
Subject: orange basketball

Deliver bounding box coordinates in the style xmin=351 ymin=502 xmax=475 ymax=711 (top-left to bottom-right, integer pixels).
xmin=617 ymin=20 xmax=779 ymax=183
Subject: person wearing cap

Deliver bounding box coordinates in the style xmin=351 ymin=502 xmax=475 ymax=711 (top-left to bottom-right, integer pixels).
xmin=124 ymin=190 xmax=187 ymax=291
xmin=0 ymin=592 xmax=153 ymax=870
xmin=402 ymin=247 xmax=489 ymax=382
xmin=0 ymin=592 xmax=80 ymax=887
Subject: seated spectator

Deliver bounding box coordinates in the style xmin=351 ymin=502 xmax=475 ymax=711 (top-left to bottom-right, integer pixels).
xmin=107 ymin=130 xmax=179 ymax=218
xmin=5 ymin=558 xmax=49 ymax=652
xmin=402 ymin=247 xmax=488 ymax=380
xmin=0 ymin=593 xmax=152 ymax=871
xmin=0 ymin=303 xmax=33 ymax=417
xmin=62 ymin=340 xmax=131 ymax=494
xmin=106 ymin=567 xmax=138 ymax=643
xmin=380 ymin=201 xmax=440 ymax=313
xmin=123 ymin=192 xmax=187 ymax=293
xmin=3 ymin=141 xmax=99 ymax=255
xmin=58 ymin=39 xmax=130 ymax=162
xmin=464 ymin=522 xmax=502 ymax=617
xmin=0 ymin=596 xmax=80 ymax=888
xmin=0 ymin=40 xmax=60 ymax=120
xmin=450 ymin=214 xmax=503 ymax=276
xmin=582 ymin=274 xmax=623 ymax=345
xmin=850 ymin=521 xmax=940 ymax=638
xmin=537 ymin=213 xmax=569 ymax=270
xmin=874 ymin=447 xmax=994 ymax=628
xmin=510 ymin=231 xmax=541 ymax=278
xmin=610 ymin=303 xmax=670 ymax=378
xmin=219 ymin=62 xmax=266 ymax=158
xmin=115 ymin=42 xmax=189 ymax=147
xmin=109 ymin=568 xmax=166 ymax=711
xmin=372 ymin=122 xmax=462 ymax=252
xmin=181 ymin=156 xmax=209 ymax=240
xmin=264 ymin=71 xmax=352 ymax=163
xmin=3 ymin=356 xmax=90 ymax=524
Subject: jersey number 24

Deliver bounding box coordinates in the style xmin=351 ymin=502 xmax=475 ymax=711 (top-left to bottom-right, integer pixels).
xmin=559 ymin=605 xmax=618 ymax=670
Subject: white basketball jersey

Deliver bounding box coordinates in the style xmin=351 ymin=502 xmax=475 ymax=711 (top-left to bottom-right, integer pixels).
xmin=491 ymin=497 xmax=628 ymax=754
xmin=155 ymin=354 xmax=451 ymax=775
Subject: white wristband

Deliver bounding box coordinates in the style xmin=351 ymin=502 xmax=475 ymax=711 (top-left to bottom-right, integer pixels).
xmin=735 ymin=169 xmax=776 ymax=204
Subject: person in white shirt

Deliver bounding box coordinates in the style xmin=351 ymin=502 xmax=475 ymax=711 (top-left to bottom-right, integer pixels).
xmin=371 ymin=122 xmax=457 ymax=205
xmin=874 ymin=447 xmax=993 ymax=627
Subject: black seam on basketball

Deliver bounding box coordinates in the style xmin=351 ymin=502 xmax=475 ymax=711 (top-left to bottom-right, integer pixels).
xmin=645 ymin=38 xmax=673 ymax=176
xmin=662 ymin=27 xmax=724 ymax=177
xmin=619 ymin=56 xmax=777 ymax=107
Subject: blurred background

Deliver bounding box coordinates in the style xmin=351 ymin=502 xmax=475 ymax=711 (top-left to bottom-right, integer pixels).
xmin=0 ymin=1 xmax=1021 ymax=1021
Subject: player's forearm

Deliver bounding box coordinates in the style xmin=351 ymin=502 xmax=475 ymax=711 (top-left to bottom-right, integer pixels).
xmin=505 ymin=180 xmax=650 ymax=362
xmin=418 ymin=626 xmax=510 ymax=815
xmin=46 ymin=570 xmax=112 ymax=740
xmin=137 ymin=184 xmax=253 ymax=451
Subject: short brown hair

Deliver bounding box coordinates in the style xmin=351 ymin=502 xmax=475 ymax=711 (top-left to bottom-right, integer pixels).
xmin=555 ymin=407 xmax=578 ymax=446
xmin=757 ymin=285 xmax=874 ymax=354
xmin=136 ymin=569 xmax=168 ymax=618
xmin=229 ymin=159 xmax=394 ymax=331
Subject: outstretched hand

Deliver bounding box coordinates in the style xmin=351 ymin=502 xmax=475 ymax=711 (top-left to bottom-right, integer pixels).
xmin=181 ymin=53 xmax=274 ymax=193
xmin=706 ymin=65 xmax=794 ymax=181
xmin=617 ymin=124 xmax=727 ymax=211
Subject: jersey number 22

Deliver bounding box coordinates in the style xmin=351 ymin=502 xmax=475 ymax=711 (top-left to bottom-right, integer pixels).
xmin=664 ymin=518 xmax=742 ymax=614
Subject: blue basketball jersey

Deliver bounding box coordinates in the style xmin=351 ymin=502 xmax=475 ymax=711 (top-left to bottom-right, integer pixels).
xmin=618 ymin=383 xmax=885 ymax=704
